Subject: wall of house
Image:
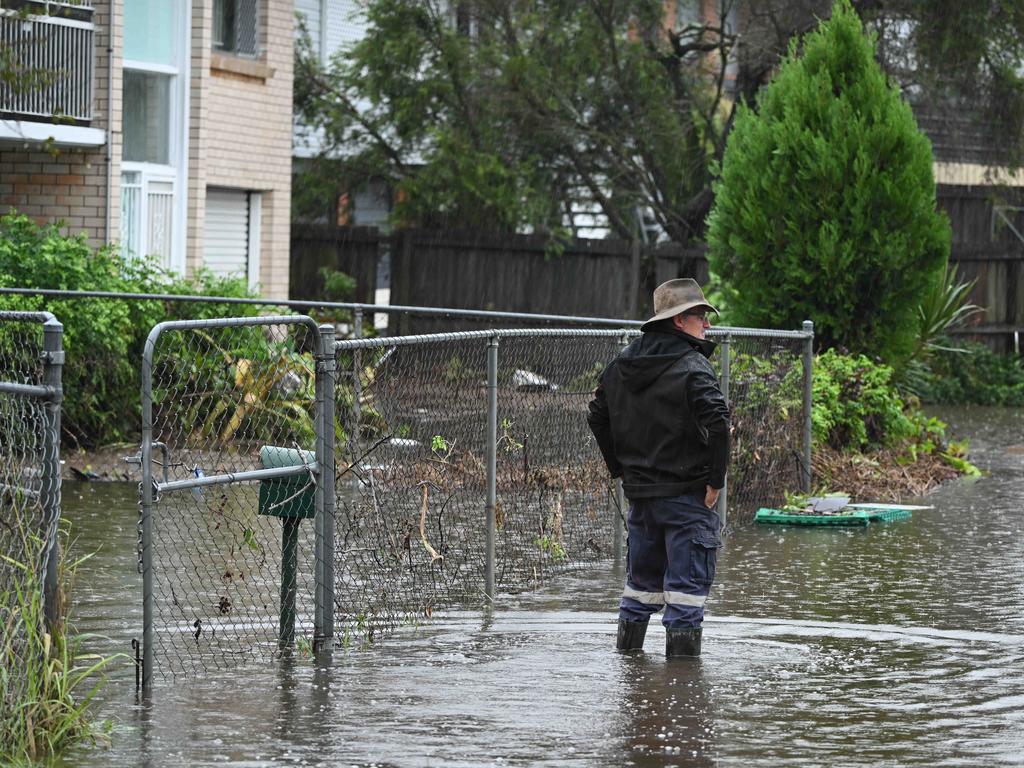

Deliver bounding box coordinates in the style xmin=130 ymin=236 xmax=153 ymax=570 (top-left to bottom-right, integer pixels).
xmin=189 ymin=0 xmax=293 ymax=297
xmin=0 ymin=1 xmax=122 ymax=249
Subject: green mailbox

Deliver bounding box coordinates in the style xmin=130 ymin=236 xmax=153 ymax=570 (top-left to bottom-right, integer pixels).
xmin=258 ymin=445 xmax=315 ymax=649
xmin=258 ymin=446 xmax=316 ymax=519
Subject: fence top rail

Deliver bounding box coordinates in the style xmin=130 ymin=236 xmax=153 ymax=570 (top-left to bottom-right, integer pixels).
xmin=0 ymin=287 xmax=641 ymax=328
xmin=0 ymin=310 xmax=58 ymax=325
xmin=333 ymin=324 xmax=811 ymax=351
xmin=1 ymin=288 xmax=813 ymax=340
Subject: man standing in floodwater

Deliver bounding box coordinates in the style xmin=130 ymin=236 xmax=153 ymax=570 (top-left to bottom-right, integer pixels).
xmin=587 ymin=278 xmax=730 ymax=657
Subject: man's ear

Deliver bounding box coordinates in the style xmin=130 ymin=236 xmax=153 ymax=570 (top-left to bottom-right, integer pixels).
xmin=671 ymin=313 xmax=685 ymax=331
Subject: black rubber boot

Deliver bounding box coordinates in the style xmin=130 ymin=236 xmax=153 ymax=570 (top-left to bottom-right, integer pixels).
xmin=665 ymin=626 xmax=702 ymax=658
xmin=616 ymin=619 xmax=648 ymax=652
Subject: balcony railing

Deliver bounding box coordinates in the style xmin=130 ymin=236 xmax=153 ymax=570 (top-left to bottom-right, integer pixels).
xmin=0 ymin=3 xmax=95 ymax=123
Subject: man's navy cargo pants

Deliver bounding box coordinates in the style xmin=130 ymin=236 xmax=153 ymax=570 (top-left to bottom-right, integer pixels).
xmin=618 ymin=494 xmax=722 ymax=629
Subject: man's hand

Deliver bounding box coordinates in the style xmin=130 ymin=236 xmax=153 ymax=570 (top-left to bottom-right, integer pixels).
xmin=704 ymin=485 xmax=721 ymax=510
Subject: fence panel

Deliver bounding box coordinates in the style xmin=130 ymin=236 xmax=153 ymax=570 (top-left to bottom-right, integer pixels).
xmin=139 ymin=316 xmax=324 ymax=683
xmin=333 ymin=332 xmax=492 ymax=643
xmin=331 ymin=325 xmax=811 ymax=643
xmin=0 ymin=311 xmax=62 ymax=720
xmin=712 ymin=330 xmax=810 ymax=526
xmin=490 ymin=332 xmax=625 ymax=587
xmin=124 ymin=313 xmax=810 ymax=681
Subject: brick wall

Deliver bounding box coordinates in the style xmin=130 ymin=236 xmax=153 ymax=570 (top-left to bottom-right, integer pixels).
xmin=190 ymin=0 xmax=293 ymax=297
xmin=0 ymin=1 xmax=122 ymax=249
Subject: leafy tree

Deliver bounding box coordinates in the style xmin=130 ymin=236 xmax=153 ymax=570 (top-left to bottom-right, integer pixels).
xmin=294 ymin=0 xmax=740 ymax=242
xmin=706 ymin=0 xmax=950 ymax=363
xmin=294 ymin=0 xmax=1024 ymax=248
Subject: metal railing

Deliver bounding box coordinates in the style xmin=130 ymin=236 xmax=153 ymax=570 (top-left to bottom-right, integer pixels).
xmin=0 ymin=6 xmax=95 ymax=122
xmin=0 ymin=311 xmax=63 ymax=627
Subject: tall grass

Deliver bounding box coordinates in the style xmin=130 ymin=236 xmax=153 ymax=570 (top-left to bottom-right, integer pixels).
xmin=1 ymin=519 xmax=115 ymax=762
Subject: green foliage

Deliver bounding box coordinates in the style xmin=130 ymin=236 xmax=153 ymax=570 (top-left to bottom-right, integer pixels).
xmin=915 ymin=341 xmax=1024 ymax=406
xmin=811 ymin=349 xmax=914 ymax=450
xmin=865 ymin=1 xmax=1024 ymax=169
xmin=897 ymin=263 xmax=983 ymax=393
xmin=318 ymin=267 xmax=356 ymax=302
xmin=706 ymin=0 xmax=950 ymax=364
xmin=536 ymin=534 xmax=567 ymax=563
xmin=0 ymin=212 xmax=261 ymax=447
xmin=1 ymin=520 xmax=118 ymax=762
xmin=153 ymin=335 xmax=317 ymax=449
xmin=294 ymin=0 xmax=724 ymax=241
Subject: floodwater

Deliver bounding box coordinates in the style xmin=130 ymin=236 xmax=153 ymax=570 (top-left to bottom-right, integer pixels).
xmin=60 ymin=406 xmax=1024 ymax=767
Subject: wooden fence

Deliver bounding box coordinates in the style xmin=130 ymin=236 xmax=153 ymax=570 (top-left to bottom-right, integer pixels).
xmin=290 ymin=200 xmax=1024 ymax=353
xmin=940 ymin=185 xmax=1024 ymax=354
xmin=290 ymin=226 xmax=709 ymax=333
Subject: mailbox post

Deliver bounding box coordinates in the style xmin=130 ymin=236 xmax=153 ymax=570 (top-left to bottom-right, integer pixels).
xmin=258 ymin=446 xmax=316 ymax=648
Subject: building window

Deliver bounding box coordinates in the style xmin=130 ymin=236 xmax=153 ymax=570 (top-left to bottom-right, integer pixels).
xmin=213 ymin=0 xmax=259 ymax=58
xmin=122 ymin=71 xmax=171 ymax=164
xmin=120 ymin=0 xmax=187 ymax=272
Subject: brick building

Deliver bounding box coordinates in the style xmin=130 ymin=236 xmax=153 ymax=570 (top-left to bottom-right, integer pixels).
xmin=0 ymin=0 xmax=293 ymax=297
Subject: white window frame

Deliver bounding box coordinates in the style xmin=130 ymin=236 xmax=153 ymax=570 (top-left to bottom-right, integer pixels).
xmin=119 ymin=0 xmax=191 ymax=274
xmin=247 ymin=191 xmax=262 ymax=290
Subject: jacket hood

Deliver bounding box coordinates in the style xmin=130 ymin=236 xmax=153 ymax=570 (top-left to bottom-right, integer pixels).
xmin=616 ymin=328 xmax=717 ymax=393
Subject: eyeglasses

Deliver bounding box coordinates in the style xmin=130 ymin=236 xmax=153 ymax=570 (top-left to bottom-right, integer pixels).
xmin=683 ymin=311 xmax=710 ymax=322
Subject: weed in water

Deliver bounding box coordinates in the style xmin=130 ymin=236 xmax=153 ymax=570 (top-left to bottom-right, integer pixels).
xmin=1 ymin=520 xmax=121 ymax=762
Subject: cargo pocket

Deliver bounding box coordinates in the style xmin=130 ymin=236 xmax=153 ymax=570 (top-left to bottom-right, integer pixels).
xmin=689 ymin=534 xmax=721 ymax=586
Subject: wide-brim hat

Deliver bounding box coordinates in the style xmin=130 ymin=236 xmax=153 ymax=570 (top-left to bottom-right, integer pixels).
xmin=640 ymin=278 xmax=718 ymax=331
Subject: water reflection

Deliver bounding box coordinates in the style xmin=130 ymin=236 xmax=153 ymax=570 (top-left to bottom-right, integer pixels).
xmin=615 ymin=654 xmax=716 ymax=766
xmin=58 ymin=406 xmax=1024 ymax=766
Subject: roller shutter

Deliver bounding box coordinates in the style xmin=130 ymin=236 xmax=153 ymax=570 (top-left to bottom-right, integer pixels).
xmin=204 ymin=188 xmax=250 ymax=279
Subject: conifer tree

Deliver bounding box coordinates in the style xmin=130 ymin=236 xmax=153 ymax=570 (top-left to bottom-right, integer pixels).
xmin=706 ymin=0 xmax=949 ymax=363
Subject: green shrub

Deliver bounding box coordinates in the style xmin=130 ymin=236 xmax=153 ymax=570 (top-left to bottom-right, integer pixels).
xmin=706 ymin=0 xmax=949 ymax=365
xmin=916 ymin=341 xmax=1024 ymax=406
xmin=0 ymin=212 xmax=262 ymax=446
xmin=812 ymin=349 xmax=914 ymax=450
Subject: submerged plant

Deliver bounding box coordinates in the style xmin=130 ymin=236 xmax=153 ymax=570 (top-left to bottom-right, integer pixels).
xmin=0 ymin=520 xmax=119 ymax=762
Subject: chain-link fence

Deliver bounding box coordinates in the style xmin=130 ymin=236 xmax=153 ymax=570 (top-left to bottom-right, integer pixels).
xmin=714 ymin=328 xmax=812 ymax=525
xmin=0 ymin=312 xmax=63 ymax=720
xmin=329 ymin=325 xmax=812 ymax=645
xmin=124 ymin=312 xmax=811 ymax=687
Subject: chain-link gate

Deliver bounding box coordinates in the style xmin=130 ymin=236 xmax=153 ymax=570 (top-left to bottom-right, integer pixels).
xmin=0 ymin=312 xmax=63 ymax=719
xmin=136 ymin=316 xmax=334 ymax=690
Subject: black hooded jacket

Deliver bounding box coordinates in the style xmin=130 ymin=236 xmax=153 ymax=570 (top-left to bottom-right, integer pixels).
xmin=587 ymin=326 xmax=730 ymax=500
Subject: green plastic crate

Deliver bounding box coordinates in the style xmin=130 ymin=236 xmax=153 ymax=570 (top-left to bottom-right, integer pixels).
xmin=754 ymin=507 xmax=913 ymax=526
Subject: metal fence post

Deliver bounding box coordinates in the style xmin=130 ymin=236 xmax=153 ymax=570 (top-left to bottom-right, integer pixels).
xmin=802 ymin=320 xmax=814 ymax=493
xmin=612 ymin=332 xmax=630 ymax=564
xmin=316 ymin=324 xmax=336 ymax=644
xmin=140 ymin=334 xmax=156 ymax=693
xmin=717 ymin=334 xmax=731 ymax=528
xmin=40 ymin=318 xmax=63 ymax=629
xmin=352 ymin=309 xmax=362 ymax=439
xmin=484 ymin=334 xmax=499 ymax=602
